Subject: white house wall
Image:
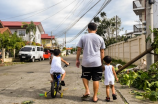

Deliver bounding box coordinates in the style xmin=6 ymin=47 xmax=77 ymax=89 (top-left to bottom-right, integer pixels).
xmin=35 ymin=26 xmax=41 ymax=44
xmin=9 ymin=27 xmax=41 ymax=44
xmin=10 ymin=29 xmax=29 ymax=41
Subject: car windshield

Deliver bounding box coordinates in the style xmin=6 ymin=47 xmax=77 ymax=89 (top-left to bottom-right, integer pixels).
xmin=20 ymin=47 xmax=32 ymax=51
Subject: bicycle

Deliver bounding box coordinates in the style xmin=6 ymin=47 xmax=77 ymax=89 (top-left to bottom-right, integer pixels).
xmin=40 ymin=64 xmax=69 ymax=98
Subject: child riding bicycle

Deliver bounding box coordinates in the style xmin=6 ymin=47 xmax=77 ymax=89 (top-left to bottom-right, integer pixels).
xmin=50 ymin=49 xmax=69 ymax=86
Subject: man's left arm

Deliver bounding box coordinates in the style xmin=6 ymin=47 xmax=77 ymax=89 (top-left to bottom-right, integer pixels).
xmin=100 ymin=49 xmax=104 ymax=65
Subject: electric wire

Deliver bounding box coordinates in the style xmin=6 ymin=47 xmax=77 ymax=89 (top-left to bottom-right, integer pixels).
xmin=66 ymin=0 xmax=112 ymax=43
xmin=1 ymin=0 xmax=64 ymax=20
xmin=55 ymin=0 xmax=101 ymax=38
xmin=55 ymin=0 xmax=96 ymax=37
xmin=53 ymin=0 xmax=92 ymax=35
xmin=41 ymin=0 xmax=77 ymax=22
xmin=52 ymin=0 xmax=85 ymax=32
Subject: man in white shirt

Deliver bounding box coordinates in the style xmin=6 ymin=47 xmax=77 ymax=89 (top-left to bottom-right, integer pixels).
xmin=76 ymin=23 xmax=105 ymax=102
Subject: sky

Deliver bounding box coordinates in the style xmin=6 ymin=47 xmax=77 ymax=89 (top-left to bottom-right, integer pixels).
xmin=0 ymin=0 xmax=139 ymax=47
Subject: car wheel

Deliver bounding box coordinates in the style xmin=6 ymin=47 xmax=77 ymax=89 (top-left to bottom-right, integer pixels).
xmin=32 ymin=58 xmax=35 ymax=62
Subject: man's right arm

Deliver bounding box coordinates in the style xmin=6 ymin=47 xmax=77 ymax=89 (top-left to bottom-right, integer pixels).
xmin=76 ymin=47 xmax=82 ymax=68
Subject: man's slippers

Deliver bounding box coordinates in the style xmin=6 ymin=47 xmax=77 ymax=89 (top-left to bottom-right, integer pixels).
xmin=92 ymin=98 xmax=99 ymax=102
xmin=81 ymin=94 xmax=90 ymax=101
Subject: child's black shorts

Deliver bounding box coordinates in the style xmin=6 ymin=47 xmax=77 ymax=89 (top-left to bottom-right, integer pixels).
xmin=81 ymin=66 xmax=102 ymax=81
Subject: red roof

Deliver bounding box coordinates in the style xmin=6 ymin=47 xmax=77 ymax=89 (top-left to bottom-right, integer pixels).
xmin=41 ymin=34 xmax=55 ymax=39
xmin=66 ymin=48 xmax=73 ymax=50
xmin=2 ymin=21 xmax=41 ymax=27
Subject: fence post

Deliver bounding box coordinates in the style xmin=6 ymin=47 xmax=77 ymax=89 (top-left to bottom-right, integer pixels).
xmin=2 ymin=48 xmax=5 ymax=62
xmin=13 ymin=49 xmax=16 ymax=58
xmin=129 ymin=41 xmax=131 ymax=61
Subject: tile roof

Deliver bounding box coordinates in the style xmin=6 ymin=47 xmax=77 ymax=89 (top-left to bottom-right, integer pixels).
xmin=2 ymin=21 xmax=41 ymax=27
xmin=41 ymin=34 xmax=55 ymax=39
xmin=66 ymin=48 xmax=73 ymax=50
xmin=0 ymin=27 xmax=11 ymax=34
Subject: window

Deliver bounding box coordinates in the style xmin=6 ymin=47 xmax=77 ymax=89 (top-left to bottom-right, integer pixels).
xmin=19 ymin=30 xmax=25 ymax=36
xmin=41 ymin=48 xmax=43 ymax=51
xmin=32 ymin=48 xmax=35 ymax=51
xmin=46 ymin=40 xmax=50 ymax=44
xmin=37 ymin=47 xmax=40 ymax=51
xmin=20 ymin=47 xmax=32 ymax=51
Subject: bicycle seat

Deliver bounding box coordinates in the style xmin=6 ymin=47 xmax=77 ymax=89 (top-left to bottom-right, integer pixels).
xmin=53 ymin=73 xmax=61 ymax=75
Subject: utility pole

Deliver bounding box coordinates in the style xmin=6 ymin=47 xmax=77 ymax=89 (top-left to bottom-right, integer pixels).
xmin=146 ymin=0 xmax=155 ymax=70
xmin=65 ymin=32 xmax=66 ymax=48
xmin=51 ymin=31 xmax=53 ymax=49
xmin=116 ymin=15 xmax=117 ymax=41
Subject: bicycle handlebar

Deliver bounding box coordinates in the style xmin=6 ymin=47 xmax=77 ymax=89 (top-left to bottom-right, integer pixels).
xmin=64 ymin=63 xmax=70 ymax=67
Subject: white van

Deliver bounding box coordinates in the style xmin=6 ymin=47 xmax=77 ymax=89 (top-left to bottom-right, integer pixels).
xmin=19 ymin=45 xmax=44 ymax=62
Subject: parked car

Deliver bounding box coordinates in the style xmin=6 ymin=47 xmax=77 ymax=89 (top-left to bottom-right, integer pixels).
xmin=43 ymin=49 xmax=51 ymax=60
xmin=19 ymin=45 xmax=44 ymax=62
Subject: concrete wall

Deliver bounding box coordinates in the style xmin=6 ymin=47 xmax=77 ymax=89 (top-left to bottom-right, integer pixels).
xmin=105 ymin=35 xmax=146 ymax=65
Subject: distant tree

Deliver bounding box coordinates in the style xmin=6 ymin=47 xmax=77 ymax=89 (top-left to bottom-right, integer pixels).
xmin=21 ymin=21 xmax=36 ymax=44
xmin=93 ymin=12 xmax=123 ymax=40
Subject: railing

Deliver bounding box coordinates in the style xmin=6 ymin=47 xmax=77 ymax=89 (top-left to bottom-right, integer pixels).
xmin=133 ymin=0 xmax=144 ymax=9
xmin=139 ymin=15 xmax=142 ymax=21
xmin=134 ymin=24 xmax=142 ymax=32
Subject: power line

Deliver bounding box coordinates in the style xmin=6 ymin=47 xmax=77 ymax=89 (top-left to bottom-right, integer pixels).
xmin=66 ymin=0 xmax=112 ymax=43
xmin=55 ymin=0 xmax=97 ymax=37
xmin=55 ymin=0 xmax=101 ymax=38
xmin=52 ymin=0 xmax=85 ymax=32
xmin=54 ymin=0 xmax=93 ymax=35
xmin=1 ymin=0 xmax=64 ymax=20
xmin=41 ymin=0 xmax=77 ymax=22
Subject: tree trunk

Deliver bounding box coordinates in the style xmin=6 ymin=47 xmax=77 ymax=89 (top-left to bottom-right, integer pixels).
xmin=116 ymin=47 xmax=155 ymax=74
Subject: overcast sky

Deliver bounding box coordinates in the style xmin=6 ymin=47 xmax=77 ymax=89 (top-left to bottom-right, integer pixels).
xmin=0 ymin=0 xmax=139 ymax=47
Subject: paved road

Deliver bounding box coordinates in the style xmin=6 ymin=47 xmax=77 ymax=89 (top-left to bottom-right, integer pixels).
xmin=0 ymin=55 xmax=124 ymax=104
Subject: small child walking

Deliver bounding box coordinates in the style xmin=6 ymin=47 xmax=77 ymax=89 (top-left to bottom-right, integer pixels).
xmin=102 ymin=56 xmax=118 ymax=102
xmin=50 ymin=49 xmax=69 ymax=86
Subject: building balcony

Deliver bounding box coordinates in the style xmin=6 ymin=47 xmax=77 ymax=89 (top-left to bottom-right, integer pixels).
xmin=139 ymin=15 xmax=142 ymax=21
xmin=133 ymin=0 xmax=145 ymax=15
xmin=133 ymin=24 xmax=142 ymax=35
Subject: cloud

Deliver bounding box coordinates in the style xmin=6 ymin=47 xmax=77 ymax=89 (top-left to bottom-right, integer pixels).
xmin=0 ymin=0 xmax=139 ymax=47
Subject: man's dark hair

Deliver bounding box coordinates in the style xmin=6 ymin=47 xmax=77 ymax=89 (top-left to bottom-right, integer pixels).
xmin=88 ymin=22 xmax=97 ymax=31
xmin=103 ymin=56 xmax=112 ymax=64
xmin=53 ymin=49 xmax=61 ymax=56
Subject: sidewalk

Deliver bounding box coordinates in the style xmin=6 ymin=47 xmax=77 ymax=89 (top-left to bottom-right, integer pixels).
xmin=115 ymin=83 xmax=157 ymax=104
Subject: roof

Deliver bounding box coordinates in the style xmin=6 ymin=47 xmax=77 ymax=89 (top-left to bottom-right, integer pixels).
xmin=66 ymin=48 xmax=73 ymax=50
xmin=41 ymin=34 xmax=55 ymax=39
xmin=2 ymin=21 xmax=45 ymax=33
xmin=0 ymin=27 xmax=11 ymax=34
xmin=2 ymin=21 xmax=41 ymax=27
xmin=122 ymin=32 xmax=134 ymax=36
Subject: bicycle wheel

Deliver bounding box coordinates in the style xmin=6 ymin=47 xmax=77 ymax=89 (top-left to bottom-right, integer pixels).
xmin=51 ymin=79 xmax=58 ymax=98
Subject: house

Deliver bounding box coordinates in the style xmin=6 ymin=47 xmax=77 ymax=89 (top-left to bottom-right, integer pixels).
xmin=41 ymin=34 xmax=55 ymax=48
xmin=2 ymin=21 xmax=45 ymax=44
xmin=0 ymin=20 xmax=11 ymax=35
xmin=121 ymin=32 xmax=135 ymax=38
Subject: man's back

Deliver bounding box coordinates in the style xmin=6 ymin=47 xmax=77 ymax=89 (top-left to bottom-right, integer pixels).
xmin=77 ymin=33 xmax=105 ymax=67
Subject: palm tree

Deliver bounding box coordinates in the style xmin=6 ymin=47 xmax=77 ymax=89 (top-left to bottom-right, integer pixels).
xmin=21 ymin=21 xmax=36 ymax=45
xmin=100 ymin=12 xmax=106 ymax=18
